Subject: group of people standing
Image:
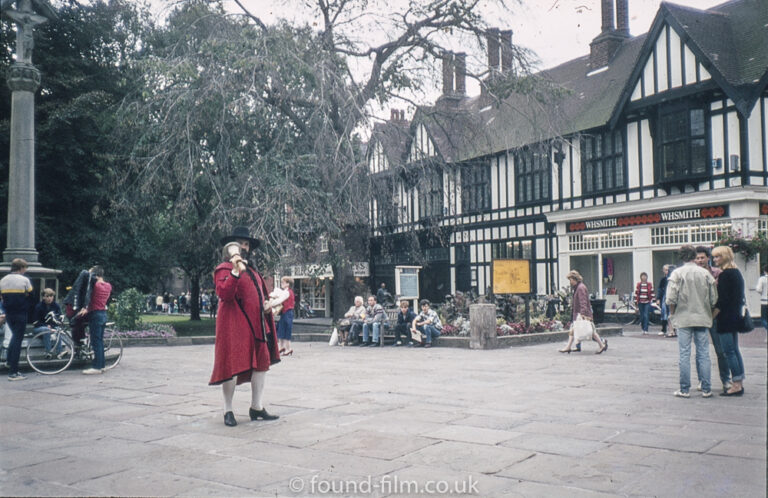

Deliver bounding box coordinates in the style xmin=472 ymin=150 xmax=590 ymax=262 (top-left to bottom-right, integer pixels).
xmin=666 ymin=244 xmax=747 ymax=397
xmin=0 ymin=260 xmax=112 ymax=380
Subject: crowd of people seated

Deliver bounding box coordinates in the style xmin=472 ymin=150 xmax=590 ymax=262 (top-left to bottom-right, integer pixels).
xmin=336 ymin=295 xmax=442 ymax=348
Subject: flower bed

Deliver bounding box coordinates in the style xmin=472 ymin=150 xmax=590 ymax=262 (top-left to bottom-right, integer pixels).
xmin=113 ymin=323 xmax=176 ymax=339
xmin=439 ymin=316 xmax=566 ymax=337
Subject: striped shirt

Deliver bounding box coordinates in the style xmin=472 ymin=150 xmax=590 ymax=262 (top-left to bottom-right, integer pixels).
xmin=0 ymin=273 xmax=33 ymax=315
xmin=635 ymin=281 xmax=654 ymax=304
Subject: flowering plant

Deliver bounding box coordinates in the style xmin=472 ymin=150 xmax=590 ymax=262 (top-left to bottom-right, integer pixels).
xmin=716 ymin=230 xmax=768 ymax=261
xmin=114 ymin=323 xmax=176 ymax=339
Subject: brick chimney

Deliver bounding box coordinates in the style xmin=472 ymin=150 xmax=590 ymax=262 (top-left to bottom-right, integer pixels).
xmin=500 ymin=30 xmax=513 ymax=73
xmin=442 ymin=52 xmax=454 ymax=95
xmin=589 ymin=0 xmax=630 ymax=70
xmin=455 ymin=52 xmax=466 ymax=95
xmin=487 ymin=28 xmax=500 ymax=72
xmin=616 ymin=0 xmax=629 ymax=36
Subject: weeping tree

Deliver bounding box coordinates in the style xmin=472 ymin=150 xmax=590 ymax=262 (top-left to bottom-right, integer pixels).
xmin=116 ymin=0 xmax=543 ymax=318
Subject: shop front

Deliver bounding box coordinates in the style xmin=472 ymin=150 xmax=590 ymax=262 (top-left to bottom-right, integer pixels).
xmin=551 ymin=195 xmax=766 ymax=315
xmin=288 ymin=262 xmax=370 ymax=317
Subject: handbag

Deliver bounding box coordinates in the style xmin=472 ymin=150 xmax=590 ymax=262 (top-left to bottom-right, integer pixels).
xmin=572 ymin=314 xmax=594 ymax=343
xmin=738 ymin=300 xmax=754 ymax=334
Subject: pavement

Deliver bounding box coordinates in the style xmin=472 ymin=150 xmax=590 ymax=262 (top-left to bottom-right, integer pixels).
xmin=1 ymin=326 xmax=765 ymax=497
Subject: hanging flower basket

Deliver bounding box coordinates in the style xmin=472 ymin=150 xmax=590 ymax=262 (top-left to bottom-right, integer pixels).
xmin=716 ymin=230 xmax=768 ymax=261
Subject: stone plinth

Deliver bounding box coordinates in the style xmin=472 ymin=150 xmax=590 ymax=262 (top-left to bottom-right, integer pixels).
xmin=469 ymin=303 xmax=498 ymax=349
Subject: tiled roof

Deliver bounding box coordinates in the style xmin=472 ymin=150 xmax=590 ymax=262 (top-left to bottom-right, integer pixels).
xmin=412 ymin=0 xmax=766 ymax=164
xmin=369 ymin=119 xmax=411 ymax=167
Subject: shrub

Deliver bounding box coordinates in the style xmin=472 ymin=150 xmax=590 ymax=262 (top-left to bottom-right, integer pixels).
xmin=113 ymin=288 xmax=145 ymax=331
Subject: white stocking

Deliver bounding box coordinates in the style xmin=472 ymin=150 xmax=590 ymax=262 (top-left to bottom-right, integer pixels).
xmin=251 ymin=370 xmax=266 ymax=410
xmin=222 ymin=377 xmax=236 ymax=412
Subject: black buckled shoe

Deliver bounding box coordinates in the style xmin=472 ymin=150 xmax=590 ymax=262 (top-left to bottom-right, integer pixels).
xmin=224 ymin=411 xmax=237 ymax=427
xmin=249 ymin=407 xmax=279 ymax=421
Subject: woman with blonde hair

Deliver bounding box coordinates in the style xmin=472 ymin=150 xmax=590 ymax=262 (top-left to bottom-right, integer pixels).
xmin=559 ymin=270 xmax=608 ymax=354
xmin=712 ymin=246 xmax=746 ymax=396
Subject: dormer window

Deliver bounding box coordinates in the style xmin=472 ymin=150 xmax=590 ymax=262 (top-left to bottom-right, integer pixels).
xmin=657 ymin=104 xmax=708 ymax=183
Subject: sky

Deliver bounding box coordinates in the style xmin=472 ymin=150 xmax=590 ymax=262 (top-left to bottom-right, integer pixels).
xmin=150 ymin=0 xmax=729 ymax=119
xmin=180 ymin=0 xmax=727 ymax=69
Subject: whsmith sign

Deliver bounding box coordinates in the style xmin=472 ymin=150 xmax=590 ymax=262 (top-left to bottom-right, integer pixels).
xmin=567 ymin=205 xmax=728 ymax=233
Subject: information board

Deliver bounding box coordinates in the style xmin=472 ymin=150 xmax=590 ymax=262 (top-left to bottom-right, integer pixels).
xmin=492 ymin=259 xmax=531 ymax=294
xmin=395 ymin=266 xmax=421 ymax=299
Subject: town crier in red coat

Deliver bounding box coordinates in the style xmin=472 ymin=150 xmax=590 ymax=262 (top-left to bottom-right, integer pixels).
xmin=209 ymin=226 xmax=280 ymax=427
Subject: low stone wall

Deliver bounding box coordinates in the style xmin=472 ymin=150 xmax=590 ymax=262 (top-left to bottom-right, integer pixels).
xmin=128 ymin=326 xmax=623 ymax=349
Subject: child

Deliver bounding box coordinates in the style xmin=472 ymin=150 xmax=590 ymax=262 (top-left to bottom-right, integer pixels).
xmin=635 ymin=273 xmax=654 ymax=334
xmin=32 ymin=288 xmax=64 ymax=358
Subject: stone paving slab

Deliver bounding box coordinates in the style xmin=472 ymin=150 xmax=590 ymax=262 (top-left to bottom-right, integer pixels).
xmin=0 ymin=329 xmax=765 ymax=497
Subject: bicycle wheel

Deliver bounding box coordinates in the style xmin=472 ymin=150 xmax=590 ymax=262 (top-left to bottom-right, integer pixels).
xmin=102 ymin=328 xmax=123 ymax=370
xmin=27 ymin=330 xmax=75 ymax=375
xmin=617 ymin=305 xmax=638 ymax=326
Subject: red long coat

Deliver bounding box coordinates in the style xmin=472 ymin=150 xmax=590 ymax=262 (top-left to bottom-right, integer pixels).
xmin=209 ymin=262 xmax=280 ymax=385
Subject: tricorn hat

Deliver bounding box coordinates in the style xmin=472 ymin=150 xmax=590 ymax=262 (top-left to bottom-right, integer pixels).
xmin=219 ymin=226 xmax=260 ymax=249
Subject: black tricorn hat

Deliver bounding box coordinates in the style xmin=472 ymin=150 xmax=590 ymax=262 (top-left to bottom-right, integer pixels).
xmin=219 ymin=226 xmax=260 ymax=249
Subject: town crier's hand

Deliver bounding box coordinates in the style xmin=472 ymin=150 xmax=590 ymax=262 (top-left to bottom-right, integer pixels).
xmin=229 ymin=254 xmax=246 ymax=275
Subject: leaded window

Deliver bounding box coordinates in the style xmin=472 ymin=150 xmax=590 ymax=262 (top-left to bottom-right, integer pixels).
xmin=515 ymin=146 xmax=551 ymax=205
xmin=582 ymin=130 xmax=625 ymax=194
xmin=461 ymin=162 xmax=491 ymax=213
xmin=658 ymin=106 xmax=708 ymax=181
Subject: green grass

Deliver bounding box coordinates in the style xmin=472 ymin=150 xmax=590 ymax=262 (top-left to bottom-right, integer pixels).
xmin=141 ymin=314 xmax=215 ymax=337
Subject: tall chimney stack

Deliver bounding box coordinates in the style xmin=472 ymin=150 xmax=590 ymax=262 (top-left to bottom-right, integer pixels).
xmin=454 ymin=53 xmax=466 ymax=95
xmin=616 ymin=0 xmax=629 ymax=36
xmin=442 ymin=52 xmax=454 ymax=95
xmin=500 ymin=30 xmax=513 ymax=73
xmin=601 ymin=0 xmax=615 ymax=33
xmin=487 ymin=28 xmax=500 ymax=72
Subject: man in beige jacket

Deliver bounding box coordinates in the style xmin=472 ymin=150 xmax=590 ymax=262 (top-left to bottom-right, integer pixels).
xmin=666 ymin=245 xmax=718 ymax=398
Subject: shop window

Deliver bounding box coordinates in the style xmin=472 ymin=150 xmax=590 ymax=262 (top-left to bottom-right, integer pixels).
xmin=515 ymin=145 xmax=551 ymax=205
xmin=299 ymin=279 xmax=326 ymax=312
xmin=492 ymin=240 xmax=533 ymax=260
xmin=651 ymin=221 xmax=732 ymax=246
xmin=418 ymin=167 xmax=443 ymax=219
xmin=657 ymin=105 xmax=708 ymax=182
xmin=461 ymin=162 xmax=491 ymax=213
xmin=569 ymin=231 xmax=633 ymax=251
xmin=581 ymin=130 xmax=625 ymax=194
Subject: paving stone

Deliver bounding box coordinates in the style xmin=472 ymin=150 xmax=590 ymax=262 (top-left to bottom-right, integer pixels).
xmin=500 ymin=433 xmax=609 ymax=457
xmin=0 ymin=337 xmax=763 ymax=497
xmin=423 ymin=424 xmax=519 ymax=445
xmin=310 ymin=430 xmax=437 ymax=459
xmin=399 ymin=440 xmax=533 ymax=474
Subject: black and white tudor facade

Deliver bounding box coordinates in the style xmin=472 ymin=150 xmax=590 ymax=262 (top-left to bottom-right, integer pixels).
xmin=367 ymin=0 xmax=768 ymax=312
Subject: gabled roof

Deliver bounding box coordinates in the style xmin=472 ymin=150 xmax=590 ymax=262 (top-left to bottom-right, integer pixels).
xmin=407 ymin=0 xmax=766 ymax=164
xmin=369 ymin=119 xmax=411 ymax=168
xmin=612 ymin=0 xmax=768 ymax=122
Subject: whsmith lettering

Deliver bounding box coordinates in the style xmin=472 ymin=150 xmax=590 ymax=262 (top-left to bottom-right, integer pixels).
xmin=659 ymin=209 xmax=701 ymax=221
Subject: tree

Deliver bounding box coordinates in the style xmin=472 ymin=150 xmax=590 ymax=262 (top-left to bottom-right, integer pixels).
xmin=117 ymin=0 xmax=540 ymax=317
xmin=0 ymin=0 xmax=161 ymax=290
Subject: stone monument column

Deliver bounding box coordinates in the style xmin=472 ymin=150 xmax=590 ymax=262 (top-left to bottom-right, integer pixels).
xmin=1 ymin=0 xmax=60 ymax=288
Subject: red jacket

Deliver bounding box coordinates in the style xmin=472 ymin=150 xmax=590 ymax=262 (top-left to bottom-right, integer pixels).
xmin=209 ymin=262 xmax=280 ymax=385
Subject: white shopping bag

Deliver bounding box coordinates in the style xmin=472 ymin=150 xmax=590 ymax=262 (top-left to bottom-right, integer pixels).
xmin=572 ymin=314 xmax=594 ymax=343
xmin=329 ymin=327 xmax=339 ymax=346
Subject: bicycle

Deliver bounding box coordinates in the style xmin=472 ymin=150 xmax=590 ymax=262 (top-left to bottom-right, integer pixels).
xmin=614 ymin=294 xmax=661 ymax=326
xmin=25 ymin=312 xmax=123 ymax=375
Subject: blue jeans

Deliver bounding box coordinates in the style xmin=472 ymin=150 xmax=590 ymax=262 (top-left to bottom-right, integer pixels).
xmin=417 ymin=324 xmax=441 ymax=344
xmin=638 ymin=302 xmax=651 ymax=331
xmin=362 ymin=322 xmax=381 ymax=343
xmin=718 ymin=331 xmax=745 ymax=382
xmin=89 ymin=310 xmax=107 ymax=369
xmin=677 ymin=327 xmax=711 ymax=393
xmin=660 ymin=301 xmax=670 ymax=322
xmin=5 ymin=314 xmax=26 ymax=375
xmin=34 ymin=326 xmax=63 ymax=354
xmin=708 ymin=322 xmax=730 ymax=386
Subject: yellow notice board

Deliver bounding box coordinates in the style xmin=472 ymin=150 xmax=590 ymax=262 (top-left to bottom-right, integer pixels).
xmin=492 ymin=259 xmax=531 ymax=294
